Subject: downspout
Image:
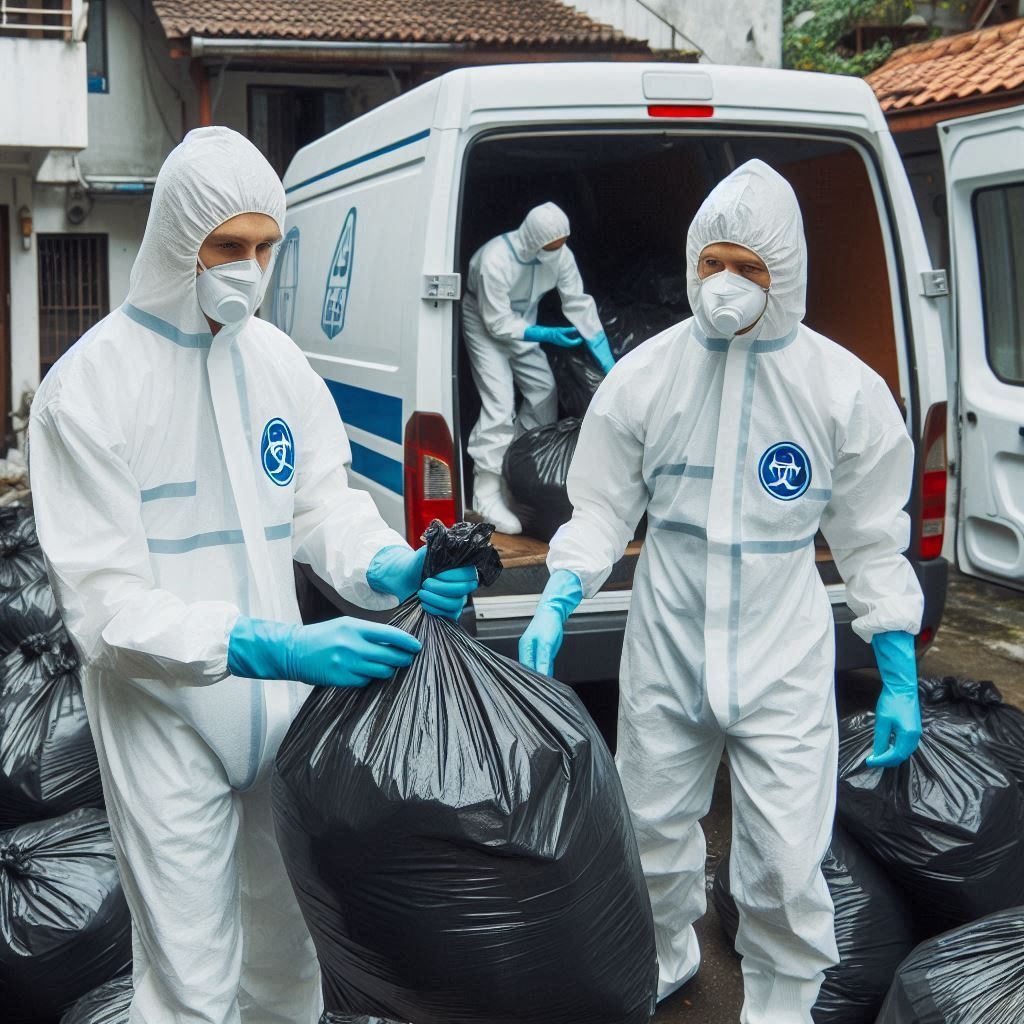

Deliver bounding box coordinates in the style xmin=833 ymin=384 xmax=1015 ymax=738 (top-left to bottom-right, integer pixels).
xmin=191 ymin=59 xmax=211 ymax=127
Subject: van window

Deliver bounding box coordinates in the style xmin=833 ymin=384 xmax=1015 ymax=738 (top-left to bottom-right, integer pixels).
xmin=973 ymin=183 xmax=1024 ymax=386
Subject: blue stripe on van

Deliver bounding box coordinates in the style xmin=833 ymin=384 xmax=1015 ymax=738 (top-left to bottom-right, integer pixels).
xmin=325 ymin=379 xmax=403 ymax=445
xmin=285 ymin=129 xmax=431 ymax=195
xmin=350 ymin=442 xmax=404 ymax=495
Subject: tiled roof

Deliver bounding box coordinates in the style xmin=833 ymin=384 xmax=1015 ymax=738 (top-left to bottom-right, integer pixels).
xmin=867 ymin=17 xmax=1024 ymax=112
xmin=151 ymin=0 xmax=650 ymax=50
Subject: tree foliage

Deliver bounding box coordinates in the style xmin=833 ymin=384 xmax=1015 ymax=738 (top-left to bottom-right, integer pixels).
xmin=783 ymin=0 xmax=914 ymax=75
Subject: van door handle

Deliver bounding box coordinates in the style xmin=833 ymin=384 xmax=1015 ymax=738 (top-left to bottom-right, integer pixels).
xmin=966 ymin=411 xmax=977 ymax=424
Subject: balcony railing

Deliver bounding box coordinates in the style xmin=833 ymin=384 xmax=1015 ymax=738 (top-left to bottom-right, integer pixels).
xmin=0 ymin=1 xmax=73 ymax=40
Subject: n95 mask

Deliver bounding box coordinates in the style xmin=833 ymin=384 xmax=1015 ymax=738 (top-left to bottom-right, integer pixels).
xmin=536 ymin=248 xmax=563 ymax=265
xmin=196 ymin=256 xmax=271 ymax=326
xmin=698 ymin=271 xmax=769 ymax=338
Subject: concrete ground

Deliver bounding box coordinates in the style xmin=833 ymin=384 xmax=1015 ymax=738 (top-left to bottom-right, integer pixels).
xmin=575 ymin=568 xmax=1024 ymax=1024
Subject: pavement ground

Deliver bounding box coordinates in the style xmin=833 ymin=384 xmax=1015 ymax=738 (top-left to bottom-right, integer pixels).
xmin=574 ymin=567 xmax=1024 ymax=1024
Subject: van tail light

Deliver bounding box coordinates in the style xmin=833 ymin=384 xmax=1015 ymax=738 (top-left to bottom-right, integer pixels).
xmin=647 ymin=104 xmax=714 ymax=118
xmin=404 ymin=412 xmax=457 ymax=545
xmin=919 ymin=402 xmax=947 ymax=560
xmin=915 ymin=626 xmax=935 ymax=652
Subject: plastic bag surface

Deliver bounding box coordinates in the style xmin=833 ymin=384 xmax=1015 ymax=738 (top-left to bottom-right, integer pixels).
xmin=713 ymin=825 xmax=916 ymax=1024
xmin=918 ymin=676 xmax=1024 ymax=788
xmin=502 ymin=418 xmax=580 ymax=543
xmin=0 ymin=574 xmax=60 ymax=660
xmin=274 ymin=521 xmax=657 ymax=1024
xmin=837 ymin=697 xmax=1024 ymax=936
xmin=1 ymin=808 xmax=133 ymax=1023
xmin=544 ymin=346 xmax=605 ymax=419
xmin=0 ymin=508 xmax=45 ymax=593
xmin=875 ymin=907 xmax=1024 ymax=1024
xmin=60 ymin=974 xmax=132 ymax=1024
xmin=0 ymin=627 xmax=103 ymax=829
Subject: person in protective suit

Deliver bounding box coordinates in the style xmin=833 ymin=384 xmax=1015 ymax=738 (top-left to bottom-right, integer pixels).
xmin=463 ymin=201 xmax=613 ymax=534
xmin=28 ymin=127 xmax=477 ymax=1024
xmin=519 ymin=160 xmax=924 ymax=1024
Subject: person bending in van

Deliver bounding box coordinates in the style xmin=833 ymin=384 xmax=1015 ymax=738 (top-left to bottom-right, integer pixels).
xmin=28 ymin=127 xmax=477 ymax=1024
xmin=463 ymin=202 xmax=613 ymax=534
xmin=518 ymin=160 xmax=924 ymax=1024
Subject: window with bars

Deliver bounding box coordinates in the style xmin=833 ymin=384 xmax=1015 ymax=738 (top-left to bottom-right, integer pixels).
xmin=37 ymin=234 xmax=109 ymax=376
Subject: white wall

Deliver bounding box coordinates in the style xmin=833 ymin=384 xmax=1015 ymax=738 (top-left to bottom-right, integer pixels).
xmin=3 ymin=176 xmax=42 ymax=411
xmin=572 ymin=0 xmax=782 ymax=67
xmin=0 ymin=36 xmax=89 ymax=150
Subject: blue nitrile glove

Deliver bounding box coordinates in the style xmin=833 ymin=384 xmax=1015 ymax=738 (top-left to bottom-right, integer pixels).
xmin=367 ymin=545 xmax=479 ymax=619
xmin=523 ymin=325 xmax=583 ymax=348
xmin=865 ymin=631 xmax=922 ymax=768
xmin=584 ymin=331 xmax=615 ymax=373
xmin=227 ymin=616 xmax=421 ymax=688
xmin=518 ymin=569 xmax=584 ymax=676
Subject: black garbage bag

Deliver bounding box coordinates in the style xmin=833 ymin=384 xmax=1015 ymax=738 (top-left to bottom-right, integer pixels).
xmin=875 ymin=907 xmax=1024 ymax=1024
xmin=60 ymin=974 xmax=132 ymax=1024
xmin=274 ymin=521 xmax=657 ymax=1024
xmin=0 ymin=628 xmax=103 ymax=830
xmin=0 ymin=574 xmax=60 ymax=660
xmin=502 ymin=418 xmax=580 ymax=543
xmin=544 ymin=345 xmax=606 ymax=419
xmin=837 ymin=700 xmax=1024 ymax=936
xmin=0 ymin=807 xmax=133 ymax=1023
xmin=598 ymin=298 xmax=682 ymax=360
xmin=918 ymin=676 xmax=1024 ymax=787
xmin=0 ymin=508 xmax=44 ymax=593
xmin=713 ymin=825 xmax=916 ymax=1024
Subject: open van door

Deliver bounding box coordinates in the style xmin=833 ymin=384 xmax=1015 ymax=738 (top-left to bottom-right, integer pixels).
xmin=940 ymin=105 xmax=1024 ymax=590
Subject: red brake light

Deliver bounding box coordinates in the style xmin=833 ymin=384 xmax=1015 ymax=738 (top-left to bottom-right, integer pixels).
xmin=919 ymin=402 xmax=947 ymax=560
xmin=647 ymin=104 xmax=714 ymax=119
xmin=404 ymin=412 xmax=457 ymax=545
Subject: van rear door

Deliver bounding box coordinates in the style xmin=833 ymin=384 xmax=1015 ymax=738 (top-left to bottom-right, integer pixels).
xmin=939 ymin=105 xmax=1024 ymax=589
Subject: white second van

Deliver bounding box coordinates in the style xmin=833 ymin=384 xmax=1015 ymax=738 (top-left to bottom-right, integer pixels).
xmin=269 ymin=62 xmax=957 ymax=683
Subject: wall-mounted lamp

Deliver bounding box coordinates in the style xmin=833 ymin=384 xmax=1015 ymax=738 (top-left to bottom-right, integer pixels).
xmin=18 ymin=207 xmax=33 ymax=252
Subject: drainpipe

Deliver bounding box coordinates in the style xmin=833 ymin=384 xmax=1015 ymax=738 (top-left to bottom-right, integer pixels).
xmin=191 ymin=59 xmax=211 ymax=127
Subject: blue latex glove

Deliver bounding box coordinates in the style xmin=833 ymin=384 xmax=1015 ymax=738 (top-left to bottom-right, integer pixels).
xmin=228 ymin=616 xmax=421 ymax=688
xmin=518 ymin=569 xmax=584 ymax=676
xmin=367 ymin=545 xmax=478 ymax=619
xmin=524 ymin=325 xmax=583 ymax=348
xmin=585 ymin=331 xmax=615 ymax=373
xmin=865 ymin=630 xmax=922 ymax=768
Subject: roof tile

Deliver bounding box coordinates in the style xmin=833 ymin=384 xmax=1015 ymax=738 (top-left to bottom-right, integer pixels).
xmin=868 ymin=17 xmax=1024 ymax=111
xmin=150 ymin=0 xmax=650 ymax=50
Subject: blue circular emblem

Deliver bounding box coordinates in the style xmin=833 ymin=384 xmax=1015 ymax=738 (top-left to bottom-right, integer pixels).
xmin=758 ymin=441 xmax=811 ymax=501
xmin=261 ymin=418 xmax=294 ymax=486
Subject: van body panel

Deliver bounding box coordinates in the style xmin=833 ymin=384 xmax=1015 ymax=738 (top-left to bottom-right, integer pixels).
xmin=276 ymin=63 xmax=951 ymax=677
xmin=939 ymin=104 xmax=1024 ymax=591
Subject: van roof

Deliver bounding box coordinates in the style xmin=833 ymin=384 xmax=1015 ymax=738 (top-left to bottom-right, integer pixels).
xmin=284 ymin=62 xmax=888 ymax=197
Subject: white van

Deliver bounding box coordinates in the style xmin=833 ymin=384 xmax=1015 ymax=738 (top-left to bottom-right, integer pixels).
xmin=269 ymin=62 xmax=954 ymax=682
xmin=936 ymin=105 xmax=1024 ymax=591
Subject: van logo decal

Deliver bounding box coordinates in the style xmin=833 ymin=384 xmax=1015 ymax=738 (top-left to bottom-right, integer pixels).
xmin=261 ymin=418 xmax=295 ymax=486
xmin=321 ymin=207 xmax=357 ymax=340
xmin=758 ymin=442 xmax=811 ymax=501
xmin=269 ymin=226 xmax=300 ymax=335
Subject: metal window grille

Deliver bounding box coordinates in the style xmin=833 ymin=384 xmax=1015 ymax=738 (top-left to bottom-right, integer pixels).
xmin=0 ymin=1 xmax=73 ymax=38
xmin=37 ymin=234 xmax=109 ymax=374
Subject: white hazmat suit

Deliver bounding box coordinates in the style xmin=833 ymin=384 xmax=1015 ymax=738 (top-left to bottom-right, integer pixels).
xmin=547 ymin=160 xmax=924 ymax=1023
xmin=29 ymin=128 xmax=407 ymax=1024
xmin=463 ymin=203 xmax=603 ymax=530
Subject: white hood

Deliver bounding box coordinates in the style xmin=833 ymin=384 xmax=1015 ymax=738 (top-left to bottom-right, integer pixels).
xmin=507 ymin=202 xmax=571 ymax=261
xmin=686 ymin=159 xmax=806 ymax=341
xmin=125 ymin=127 xmax=286 ymax=337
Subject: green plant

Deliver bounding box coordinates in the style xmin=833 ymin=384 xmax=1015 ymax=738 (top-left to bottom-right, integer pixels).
xmin=783 ymin=0 xmax=914 ymax=75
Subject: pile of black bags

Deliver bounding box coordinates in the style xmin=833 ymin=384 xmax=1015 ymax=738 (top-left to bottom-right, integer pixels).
xmin=0 ymin=505 xmax=132 ymax=1023
xmin=713 ymin=825 xmax=916 ymax=1024
xmin=274 ymin=521 xmax=658 ymax=1024
xmin=503 ymin=417 xmax=580 ymax=542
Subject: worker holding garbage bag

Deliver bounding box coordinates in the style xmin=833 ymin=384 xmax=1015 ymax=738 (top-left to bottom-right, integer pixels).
xmin=28 ymin=126 xmax=477 ymax=1024
xmin=519 ymin=159 xmax=925 ymax=1024
xmin=463 ymin=202 xmax=613 ymax=534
